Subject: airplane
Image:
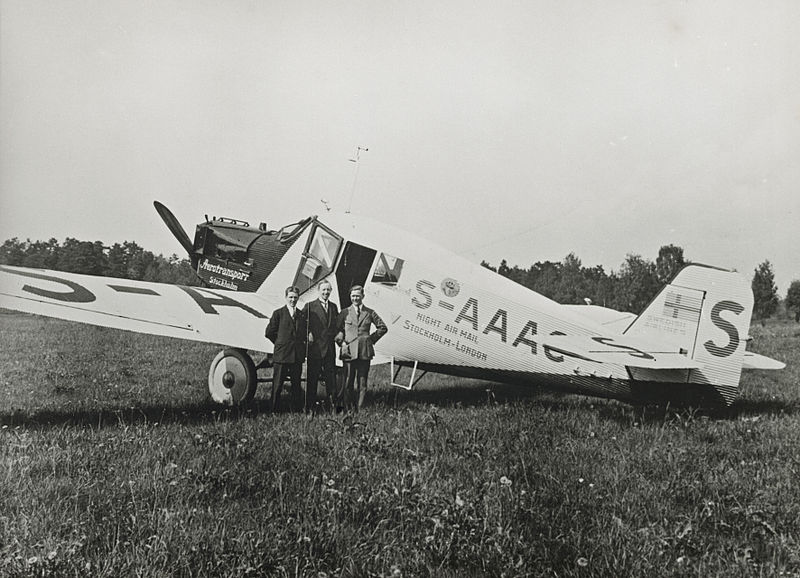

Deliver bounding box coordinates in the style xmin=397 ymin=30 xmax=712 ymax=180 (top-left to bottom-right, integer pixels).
xmin=0 ymin=202 xmax=785 ymax=408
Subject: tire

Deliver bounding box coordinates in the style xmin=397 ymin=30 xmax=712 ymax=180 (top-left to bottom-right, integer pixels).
xmin=208 ymin=348 xmax=257 ymax=406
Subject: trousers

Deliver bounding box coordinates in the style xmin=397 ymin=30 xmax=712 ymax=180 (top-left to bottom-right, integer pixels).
xmin=271 ymin=362 xmax=302 ymax=412
xmin=343 ymin=359 xmax=370 ymax=412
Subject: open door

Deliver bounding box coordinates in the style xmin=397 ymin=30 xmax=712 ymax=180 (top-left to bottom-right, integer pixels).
xmin=335 ymin=242 xmax=377 ymax=308
xmin=293 ymin=222 xmax=343 ymax=296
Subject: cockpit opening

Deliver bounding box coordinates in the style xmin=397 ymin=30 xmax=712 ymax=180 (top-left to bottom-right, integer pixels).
xmin=334 ymin=242 xmax=377 ymax=308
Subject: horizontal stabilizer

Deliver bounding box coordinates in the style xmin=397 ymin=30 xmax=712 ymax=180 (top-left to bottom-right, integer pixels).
xmin=743 ymin=351 xmax=785 ymax=370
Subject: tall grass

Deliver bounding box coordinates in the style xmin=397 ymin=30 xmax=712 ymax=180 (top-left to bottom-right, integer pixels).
xmin=1 ymin=311 xmax=799 ymax=576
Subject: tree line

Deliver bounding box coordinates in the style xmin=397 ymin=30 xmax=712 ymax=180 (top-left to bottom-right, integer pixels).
xmin=1 ymin=236 xmax=796 ymax=322
xmin=480 ymin=244 xmax=686 ymax=314
xmin=483 ymin=245 xmax=797 ymax=323
xmin=0 ymin=237 xmax=198 ymax=286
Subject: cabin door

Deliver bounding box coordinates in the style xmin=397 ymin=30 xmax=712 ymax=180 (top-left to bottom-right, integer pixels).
xmin=335 ymin=242 xmax=376 ymax=308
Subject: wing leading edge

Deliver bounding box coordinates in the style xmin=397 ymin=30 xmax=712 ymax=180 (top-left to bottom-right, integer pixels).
xmin=0 ymin=265 xmax=276 ymax=352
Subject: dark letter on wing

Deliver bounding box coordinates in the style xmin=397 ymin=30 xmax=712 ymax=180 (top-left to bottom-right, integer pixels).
xmin=591 ymin=336 xmax=655 ymax=360
xmin=0 ymin=266 xmax=95 ymax=303
xmin=179 ymin=286 xmax=267 ymax=318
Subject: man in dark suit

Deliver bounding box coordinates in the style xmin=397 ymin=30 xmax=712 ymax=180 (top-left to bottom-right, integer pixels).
xmin=303 ymin=279 xmax=340 ymax=413
xmin=264 ymin=286 xmax=306 ymax=412
xmin=335 ymin=285 xmax=387 ymax=413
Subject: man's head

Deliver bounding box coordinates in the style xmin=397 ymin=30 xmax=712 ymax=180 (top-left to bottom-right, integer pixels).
xmin=285 ymin=286 xmax=300 ymax=307
xmin=350 ymin=285 xmax=364 ymax=308
xmin=318 ymin=279 xmax=332 ymax=302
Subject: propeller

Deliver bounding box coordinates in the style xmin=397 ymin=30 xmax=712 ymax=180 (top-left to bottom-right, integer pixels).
xmin=154 ymin=201 xmax=194 ymax=255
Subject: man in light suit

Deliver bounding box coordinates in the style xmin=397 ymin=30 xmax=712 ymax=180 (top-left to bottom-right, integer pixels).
xmin=264 ymin=286 xmax=306 ymax=412
xmin=335 ymin=285 xmax=388 ymax=413
xmin=303 ymin=279 xmax=340 ymax=413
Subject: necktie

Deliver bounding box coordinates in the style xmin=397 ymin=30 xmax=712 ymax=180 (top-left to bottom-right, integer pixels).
xmin=322 ymin=301 xmax=328 ymax=314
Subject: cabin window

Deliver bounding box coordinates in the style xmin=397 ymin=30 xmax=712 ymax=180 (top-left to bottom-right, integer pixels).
xmin=294 ymin=224 xmax=342 ymax=294
xmin=371 ymin=252 xmax=404 ymax=285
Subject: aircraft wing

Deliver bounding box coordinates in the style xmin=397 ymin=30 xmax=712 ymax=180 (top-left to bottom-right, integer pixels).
xmin=540 ymin=332 xmax=703 ymax=370
xmin=562 ymin=304 xmax=636 ymax=333
xmin=0 ymin=265 xmax=276 ymax=352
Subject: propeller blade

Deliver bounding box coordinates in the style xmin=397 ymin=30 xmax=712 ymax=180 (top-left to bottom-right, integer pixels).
xmin=154 ymin=201 xmax=194 ymax=255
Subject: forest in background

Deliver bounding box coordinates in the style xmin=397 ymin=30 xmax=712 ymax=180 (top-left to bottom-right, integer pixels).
xmin=1 ymin=236 xmax=795 ymax=321
xmin=0 ymin=237 xmax=198 ymax=286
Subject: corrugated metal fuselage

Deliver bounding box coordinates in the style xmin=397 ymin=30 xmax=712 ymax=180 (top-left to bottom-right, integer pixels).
xmin=287 ymin=214 xmax=751 ymax=407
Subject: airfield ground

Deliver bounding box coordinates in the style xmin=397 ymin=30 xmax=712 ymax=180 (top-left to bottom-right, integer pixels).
xmin=1 ymin=311 xmax=799 ymax=577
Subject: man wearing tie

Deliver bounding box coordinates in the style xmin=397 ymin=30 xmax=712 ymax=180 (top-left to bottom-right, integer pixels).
xmin=303 ymin=279 xmax=340 ymax=413
xmin=264 ymin=286 xmax=306 ymax=412
xmin=335 ymin=285 xmax=388 ymax=413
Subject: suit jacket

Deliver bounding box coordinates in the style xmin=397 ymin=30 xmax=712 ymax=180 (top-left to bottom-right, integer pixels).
xmin=304 ymin=299 xmax=339 ymax=360
xmin=264 ymin=306 xmax=307 ymax=364
xmin=335 ymin=304 xmax=387 ymax=360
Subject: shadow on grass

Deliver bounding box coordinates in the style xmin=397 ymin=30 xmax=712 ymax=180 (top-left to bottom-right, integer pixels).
xmin=1 ymin=382 xmax=569 ymax=429
xmin=4 ymin=382 xmax=796 ymax=430
xmin=724 ymin=397 xmax=800 ymax=418
xmin=380 ymin=381 xmax=552 ymax=408
xmin=591 ymin=396 xmax=800 ymax=426
xmin=0 ymin=398 xmax=280 ymax=429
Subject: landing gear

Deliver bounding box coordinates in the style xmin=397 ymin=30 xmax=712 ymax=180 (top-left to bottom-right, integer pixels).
xmin=208 ymin=348 xmax=257 ymax=406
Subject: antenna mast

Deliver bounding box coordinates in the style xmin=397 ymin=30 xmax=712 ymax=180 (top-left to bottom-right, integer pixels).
xmin=346 ymin=146 xmax=368 ymax=213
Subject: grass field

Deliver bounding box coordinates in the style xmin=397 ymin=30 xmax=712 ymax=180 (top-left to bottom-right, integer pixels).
xmin=1 ymin=310 xmax=799 ymax=577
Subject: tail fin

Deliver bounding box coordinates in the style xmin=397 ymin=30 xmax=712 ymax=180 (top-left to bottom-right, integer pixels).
xmin=624 ymin=264 xmax=753 ymax=404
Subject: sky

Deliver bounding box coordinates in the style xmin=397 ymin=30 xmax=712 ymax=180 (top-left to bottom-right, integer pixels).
xmin=1 ymin=1 xmax=798 ymax=293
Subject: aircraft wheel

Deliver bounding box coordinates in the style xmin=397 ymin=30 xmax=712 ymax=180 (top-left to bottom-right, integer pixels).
xmin=208 ymin=348 xmax=257 ymax=406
